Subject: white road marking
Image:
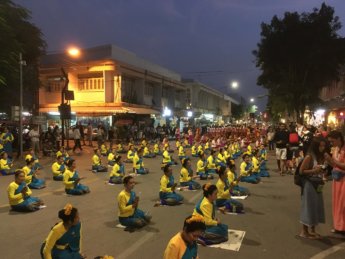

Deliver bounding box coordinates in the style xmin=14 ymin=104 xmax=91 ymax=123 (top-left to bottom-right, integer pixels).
xmin=310 ymin=241 xmax=345 ymax=259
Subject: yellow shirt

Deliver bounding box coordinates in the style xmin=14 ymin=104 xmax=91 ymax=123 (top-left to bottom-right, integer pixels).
xmin=240 ymin=162 xmax=251 ymax=177
xmin=127 ymin=150 xmax=134 ymax=160
xmin=52 ymin=162 xmax=64 ymax=177
xmin=224 ymin=150 xmax=230 ymax=160
xmin=108 ymin=152 xmax=115 ymax=162
xmin=196 ymin=159 xmax=206 ymax=173
xmin=217 ymin=153 xmax=226 ymax=163
xmin=63 ymin=169 xmax=77 ymax=190
xmin=176 ymin=141 xmax=181 ymax=149
xmin=227 ymin=170 xmax=236 ymax=185
xmin=180 ymin=167 xmax=191 ymax=183
xmin=92 ymin=154 xmax=101 ymax=166
xmin=100 ymin=145 xmax=107 ymax=155
xmin=205 ymin=142 xmax=209 ymax=149
xmin=207 ymin=155 xmax=216 ymax=169
xmin=252 ymin=157 xmax=259 ymax=173
xmin=191 ymin=146 xmax=197 ymax=155
xmin=117 ymin=144 xmax=123 ymax=151
xmin=132 ymin=153 xmax=144 ymax=169
xmin=160 ymin=175 xmax=173 ymax=193
xmin=7 ymin=182 xmax=32 ymax=206
xmin=193 ymin=197 xmax=217 ymax=226
xmin=0 ymin=158 xmax=11 ymax=170
xmin=178 ymin=146 xmax=185 ymax=156
xmin=117 ymin=190 xmax=135 ymax=217
xmin=216 ymin=179 xmax=230 ymax=200
xmin=22 ymin=165 xmax=33 ymax=184
xmin=154 ymin=144 xmax=160 ymax=153
xmin=143 ymin=147 xmax=150 ymax=156
xmin=110 ymin=163 xmax=123 ymax=178
xmin=184 ymin=139 xmax=188 ymax=146
xmin=162 ymin=150 xmax=172 ymax=164
xmin=197 ymin=145 xmax=203 ymax=153
xmin=164 ymin=232 xmax=198 ymax=259
xmin=43 ymin=222 xmax=82 ymax=259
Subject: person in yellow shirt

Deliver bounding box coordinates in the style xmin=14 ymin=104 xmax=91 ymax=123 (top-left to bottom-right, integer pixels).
xmin=180 ymin=158 xmax=201 ymax=190
xmin=41 ymin=203 xmax=84 ymax=259
xmin=176 ymin=140 xmax=181 ymax=151
xmin=216 ymin=166 xmax=244 ymax=213
xmin=178 ymin=144 xmax=188 ymax=161
xmin=141 ymin=138 xmax=148 ymax=148
xmin=224 ymin=145 xmax=231 ymax=160
xmin=153 ymin=142 xmax=162 ymax=156
xmin=258 ymin=145 xmax=270 ymax=177
xmin=23 ymin=157 xmax=46 ymax=189
xmin=226 ymin=158 xmax=250 ymax=196
xmin=0 ymin=151 xmax=15 ymax=175
xmin=196 ymin=151 xmax=213 ymax=180
xmin=116 ymin=142 xmax=126 ymax=154
xmin=91 ymin=149 xmax=108 ymax=173
xmin=7 ymin=170 xmax=43 ymax=212
xmin=193 ymin=183 xmax=228 ymax=245
xmin=190 ymin=143 xmax=197 ymax=158
xmin=206 ymin=150 xmax=217 ymax=174
xmin=25 ymin=147 xmax=42 ymax=170
xmin=251 ymin=150 xmax=261 ymax=179
xmin=1 ymin=127 xmax=14 ymax=158
xmin=64 ymin=159 xmax=90 ymax=195
xmin=125 ymin=144 xmax=135 ymax=163
xmin=107 ymin=147 xmax=117 ymax=166
xmin=117 ymin=175 xmax=151 ymax=228
xmin=197 ymin=144 xmax=203 ymax=155
xmin=109 ymin=155 xmax=125 ymax=184
xmin=56 ymin=146 xmax=70 ymax=163
xmin=184 ymin=137 xmax=190 ymax=148
xmin=133 ymin=148 xmax=149 ymax=174
xmin=51 ymin=156 xmax=65 ymax=181
xmin=163 ymin=215 xmax=206 ymax=259
xmin=240 ymin=154 xmax=260 ymax=184
xmin=159 ymin=164 xmax=184 ymax=206
xmin=143 ymin=144 xmax=156 ymax=158
xmin=162 ymin=144 xmax=177 ymax=167
xmin=217 ymin=148 xmax=227 ymax=167
xmin=100 ymin=143 xmax=109 ymax=157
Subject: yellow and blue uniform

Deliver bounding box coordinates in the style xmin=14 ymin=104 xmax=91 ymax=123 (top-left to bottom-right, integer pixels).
xmin=63 ymin=169 xmax=89 ymax=195
xmin=0 ymin=158 xmax=14 ymax=175
xmin=56 ymin=150 xmax=70 ymax=162
xmin=197 ymin=145 xmax=203 ymax=154
xmin=133 ymin=153 xmax=148 ymax=174
xmin=252 ymin=156 xmax=260 ymax=174
xmin=25 ymin=153 xmax=42 ymax=170
xmin=159 ymin=175 xmax=183 ymax=205
xmin=126 ymin=150 xmax=134 ymax=162
xmin=184 ymin=139 xmax=190 ymax=148
xmin=143 ymin=146 xmax=155 ymax=158
xmin=178 ymin=146 xmax=187 ymax=160
xmin=42 ymin=221 xmax=82 ymax=259
xmin=100 ymin=144 xmax=108 ymax=156
xmin=109 ymin=162 xmax=125 ymax=184
xmin=92 ymin=154 xmax=107 ymax=172
xmin=193 ymin=197 xmax=228 ymax=244
xmin=240 ymin=161 xmax=260 ymax=184
xmin=164 ymin=232 xmax=198 ymax=259
xmin=217 ymin=153 xmax=226 ymax=167
xmin=207 ymin=155 xmax=217 ymax=174
xmin=22 ymin=165 xmax=45 ymax=189
xmin=162 ymin=150 xmax=173 ymax=165
xmin=216 ymin=179 xmax=243 ymax=213
xmin=228 ymin=169 xmax=250 ymax=196
xmin=191 ymin=145 xmax=198 ymax=157
xmin=258 ymin=149 xmax=269 ymax=177
xmin=1 ymin=132 xmax=14 ymax=154
xmin=180 ymin=167 xmax=201 ymax=190
xmin=7 ymin=181 xmax=41 ymax=212
xmin=117 ymin=143 xmax=126 ymax=154
xmin=196 ymin=159 xmax=208 ymax=179
xmin=51 ymin=162 xmax=65 ymax=181
xmin=153 ymin=144 xmax=161 ymax=155
xmin=107 ymin=152 xmax=116 ymax=166
xmin=117 ymin=190 xmax=148 ymax=227
xmin=204 ymin=142 xmax=210 ymax=150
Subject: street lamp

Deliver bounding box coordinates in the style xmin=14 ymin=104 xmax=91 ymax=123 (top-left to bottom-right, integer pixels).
xmin=250 ymin=98 xmax=254 ymax=103
xmin=231 ymin=81 xmax=239 ymax=89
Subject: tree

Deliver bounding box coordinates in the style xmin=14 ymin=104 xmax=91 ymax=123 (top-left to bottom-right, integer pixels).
xmin=0 ymin=0 xmax=46 ymax=113
xmin=253 ymin=3 xmax=345 ymax=119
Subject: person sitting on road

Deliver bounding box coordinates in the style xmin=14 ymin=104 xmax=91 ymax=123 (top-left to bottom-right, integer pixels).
xmin=191 ymin=143 xmax=198 ymax=157
xmin=143 ymin=144 xmax=156 ymax=158
xmin=117 ymin=175 xmax=151 ymax=229
xmin=91 ymin=149 xmax=108 ymax=173
xmin=0 ymin=151 xmax=15 ymax=176
xmin=159 ymin=164 xmax=184 ymax=206
xmin=180 ymin=158 xmax=201 ymax=190
xmin=197 ymin=143 xmax=203 ymax=155
xmin=178 ymin=144 xmax=188 ymax=161
xmin=125 ymin=144 xmax=135 ymax=163
xmin=217 ymin=148 xmax=227 ymax=167
xmin=193 ymin=183 xmax=228 ymax=245
xmin=25 ymin=147 xmax=42 ymax=170
xmin=133 ymin=148 xmax=149 ymax=174
xmin=227 ymin=158 xmax=249 ymax=196
xmin=7 ymin=170 xmax=44 ymax=212
xmin=216 ymin=166 xmax=244 ymax=214
xmin=239 ymin=154 xmax=260 ymax=184
xmin=206 ymin=150 xmax=217 ymax=175
xmin=41 ymin=203 xmax=85 ymax=259
xmin=63 ymin=159 xmax=90 ymax=195
xmin=162 ymin=144 xmax=177 ymax=166
xmin=153 ymin=142 xmax=162 ymax=156
xmin=22 ymin=157 xmax=46 ymax=189
xmin=107 ymin=147 xmax=117 ymax=166
xmin=109 ymin=155 xmax=125 ymax=184
xmin=100 ymin=143 xmax=109 ymax=157
xmin=116 ymin=142 xmax=126 ymax=154
xmin=251 ymin=150 xmax=262 ymax=180
xmin=52 ymin=155 xmax=66 ymax=181
xmin=56 ymin=146 xmax=70 ymax=163
xmin=163 ymin=215 xmax=206 ymax=259
xmin=196 ymin=151 xmax=213 ymax=180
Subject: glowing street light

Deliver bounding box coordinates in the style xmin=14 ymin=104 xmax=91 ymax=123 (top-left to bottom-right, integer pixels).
xmin=231 ymin=81 xmax=239 ymax=89
xmin=250 ymin=98 xmax=254 ymax=103
xmin=67 ymin=47 xmax=81 ymax=57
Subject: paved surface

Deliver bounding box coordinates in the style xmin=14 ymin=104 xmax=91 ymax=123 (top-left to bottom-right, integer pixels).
xmin=0 ymin=143 xmax=344 ymax=259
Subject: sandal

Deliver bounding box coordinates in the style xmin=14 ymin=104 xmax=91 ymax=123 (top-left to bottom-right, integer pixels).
xmin=298 ymin=233 xmax=318 ymax=240
xmin=309 ymin=232 xmax=322 ymax=239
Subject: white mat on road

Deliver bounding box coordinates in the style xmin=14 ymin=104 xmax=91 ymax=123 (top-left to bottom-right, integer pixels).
xmin=116 ymin=224 xmax=126 ymax=229
xmin=231 ymin=195 xmax=248 ymax=200
xmin=209 ymin=229 xmax=246 ymax=251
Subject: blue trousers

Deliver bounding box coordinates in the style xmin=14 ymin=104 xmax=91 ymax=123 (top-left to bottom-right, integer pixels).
xmin=159 ymin=192 xmax=184 ymax=205
xmin=216 ymin=198 xmax=244 ymax=213
xmin=119 ymin=209 xmax=148 ymax=228
xmin=53 ymin=175 xmax=63 ymax=181
xmin=65 ymin=184 xmax=89 ymax=195
xmin=11 ymin=197 xmax=40 ymax=212
xmin=180 ymin=180 xmax=201 ymax=190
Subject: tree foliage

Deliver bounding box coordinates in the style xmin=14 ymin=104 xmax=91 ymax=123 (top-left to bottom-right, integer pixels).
xmin=253 ymin=3 xmax=345 ymax=118
xmin=0 ymin=0 xmax=46 ymax=112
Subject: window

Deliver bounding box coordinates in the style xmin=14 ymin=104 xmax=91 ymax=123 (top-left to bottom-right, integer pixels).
xmin=78 ymin=73 xmax=103 ymax=91
xmin=46 ymin=76 xmax=64 ymax=92
xmin=145 ymin=83 xmax=154 ymax=96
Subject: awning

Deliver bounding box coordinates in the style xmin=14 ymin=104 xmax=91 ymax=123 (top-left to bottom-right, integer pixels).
xmin=126 ymin=107 xmax=160 ymax=115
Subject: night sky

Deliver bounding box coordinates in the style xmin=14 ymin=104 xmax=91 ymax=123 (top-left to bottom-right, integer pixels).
xmin=14 ymin=0 xmax=345 ymax=111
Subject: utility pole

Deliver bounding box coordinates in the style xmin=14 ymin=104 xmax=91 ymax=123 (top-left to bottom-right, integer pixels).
xmin=19 ymin=53 xmax=26 ymax=158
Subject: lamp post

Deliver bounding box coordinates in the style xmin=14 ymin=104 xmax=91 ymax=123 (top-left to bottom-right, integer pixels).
xmin=19 ymin=53 xmax=26 ymax=158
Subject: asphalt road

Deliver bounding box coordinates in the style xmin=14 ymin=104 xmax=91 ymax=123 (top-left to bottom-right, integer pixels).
xmin=0 ymin=144 xmax=344 ymax=259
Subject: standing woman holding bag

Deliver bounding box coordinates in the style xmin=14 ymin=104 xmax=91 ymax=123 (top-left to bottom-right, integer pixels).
xmin=326 ymin=131 xmax=345 ymax=234
xmin=299 ymin=137 xmax=327 ymax=239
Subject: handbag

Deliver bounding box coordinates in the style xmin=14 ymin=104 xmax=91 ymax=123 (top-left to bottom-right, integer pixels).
xmin=307 ymin=176 xmax=324 ymax=193
xmin=331 ymin=169 xmax=345 ymax=181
